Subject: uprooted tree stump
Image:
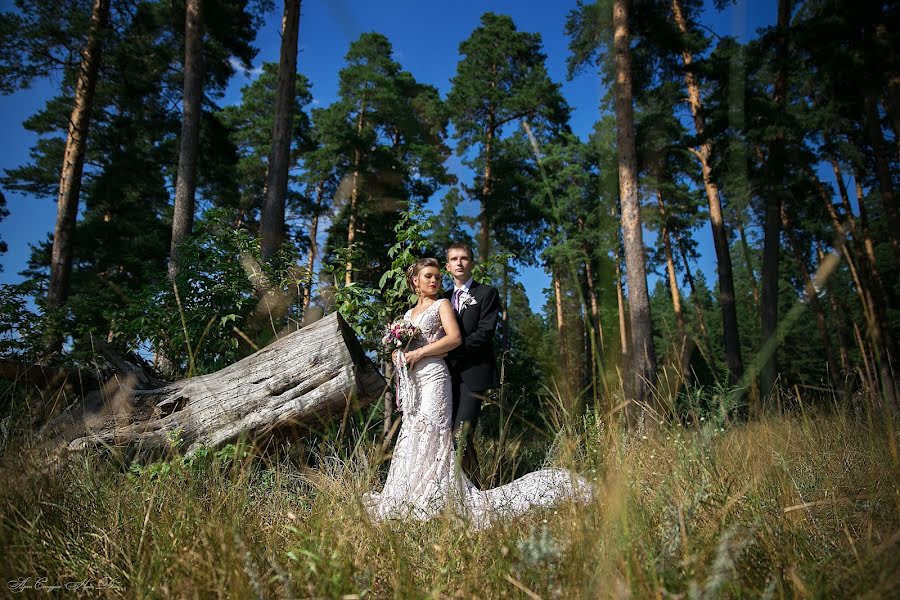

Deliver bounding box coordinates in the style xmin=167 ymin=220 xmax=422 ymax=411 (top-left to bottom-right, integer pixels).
xmin=41 ymin=312 xmax=385 ymax=460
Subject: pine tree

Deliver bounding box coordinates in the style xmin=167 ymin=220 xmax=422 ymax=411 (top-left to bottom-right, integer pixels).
xmin=447 ymin=12 xmax=569 ymax=262
xmin=319 ymin=33 xmax=449 ymax=287
xmin=567 ymin=0 xmax=658 ymax=423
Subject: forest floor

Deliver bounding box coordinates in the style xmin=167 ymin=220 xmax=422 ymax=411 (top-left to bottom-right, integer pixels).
xmin=0 ymin=397 xmax=897 ymax=598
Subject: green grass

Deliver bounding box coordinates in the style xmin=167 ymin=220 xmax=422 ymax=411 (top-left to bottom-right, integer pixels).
xmin=0 ymin=398 xmax=897 ymax=598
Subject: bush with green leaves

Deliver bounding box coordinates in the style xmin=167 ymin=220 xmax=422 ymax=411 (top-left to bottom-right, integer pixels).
xmin=0 ymin=280 xmax=46 ymax=361
xmin=324 ymin=205 xmax=431 ymax=354
xmin=114 ymin=210 xmax=304 ymax=376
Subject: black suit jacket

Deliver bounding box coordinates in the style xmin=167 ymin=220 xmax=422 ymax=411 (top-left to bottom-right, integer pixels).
xmin=445 ymin=281 xmax=500 ymax=392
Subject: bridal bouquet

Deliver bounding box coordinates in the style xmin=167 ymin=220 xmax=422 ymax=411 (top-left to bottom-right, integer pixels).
xmin=380 ymin=319 xmax=419 ymax=359
xmin=382 ymin=319 xmax=419 ymax=413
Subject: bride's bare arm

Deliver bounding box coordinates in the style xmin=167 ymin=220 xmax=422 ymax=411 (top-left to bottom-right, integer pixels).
xmin=405 ymin=300 xmax=461 ymax=368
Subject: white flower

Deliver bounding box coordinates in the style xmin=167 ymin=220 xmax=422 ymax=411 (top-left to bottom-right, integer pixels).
xmin=458 ymin=290 xmax=478 ymax=312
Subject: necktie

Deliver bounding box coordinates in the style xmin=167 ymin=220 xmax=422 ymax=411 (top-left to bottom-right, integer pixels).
xmin=453 ymin=288 xmax=462 ymax=312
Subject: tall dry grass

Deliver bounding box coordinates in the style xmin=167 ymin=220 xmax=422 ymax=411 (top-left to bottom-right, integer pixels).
xmin=0 ymin=391 xmax=897 ymax=598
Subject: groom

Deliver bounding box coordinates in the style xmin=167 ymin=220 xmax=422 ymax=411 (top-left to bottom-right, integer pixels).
xmin=444 ymin=242 xmax=500 ymax=488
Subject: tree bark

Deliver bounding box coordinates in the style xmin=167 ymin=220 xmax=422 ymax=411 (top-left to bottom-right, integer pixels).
xmin=169 ymin=0 xmax=205 ymax=279
xmin=670 ymin=0 xmax=744 ymax=384
xmin=302 ymin=183 xmax=324 ymax=317
xmin=46 ymin=0 xmax=110 ymax=353
xmin=759 ymin=0 xmax=791 ymax=401
xmin=345 ymin=100 xmax=367 ymax=286
xmin=479 ymin=116 xmax=494 ymax=262
xmin=613 ymin=0 xmax=657 ymax=424
xmin=553 ymin=268 xmax=571 ymax=389
xmin=47 ymin=313 xmax=385 ymax=458
xmin=261 ymin=0 xmax=301 ymax=261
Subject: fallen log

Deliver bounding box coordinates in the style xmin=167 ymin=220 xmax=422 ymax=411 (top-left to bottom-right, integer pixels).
xmin=44 ymin=312 xmax=385 ymax=458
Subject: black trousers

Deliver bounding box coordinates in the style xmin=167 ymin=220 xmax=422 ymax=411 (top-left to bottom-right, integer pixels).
xmin=451 ymin=376 xmax=483 ymax=487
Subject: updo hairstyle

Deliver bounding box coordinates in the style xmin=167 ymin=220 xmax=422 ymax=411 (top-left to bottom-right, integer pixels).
xmin=405 ymin=257 xmax=441 ymax=294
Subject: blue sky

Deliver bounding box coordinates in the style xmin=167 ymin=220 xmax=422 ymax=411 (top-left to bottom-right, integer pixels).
xmin=0 ymin=0 xmax=776 ymax=312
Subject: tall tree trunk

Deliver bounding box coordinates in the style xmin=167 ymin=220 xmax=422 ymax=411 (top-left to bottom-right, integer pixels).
xmin=479 ymin=118 xmax=494 ymax=262
xmin=613 ymin=0 xmax=657 ymax=424
xmin=656 ymin=190 xmax=689 ymax=377
xmin=863 ymin=95 xmax=900 ymax=267
xmin=781 ymin=208 xmax=841 ymax=390
xmin=553 ymin=268 xmax=571 ymax=399
xmin=671 ymin=0 xmax=744 ymax=384
xmin=302 ymin=183 xmax=324 ymax=317
xmin=759 ymin=0 xmax=791 ymax=401
xmin=169 ymin=0 xmax=205 ymax=279
xmin=261 ymin=0 xmax=301 ymax=261
xmin=345 ymin=102 xmax=367 ymax=286
xmin=45 ymin=0 xmax=110 ymax=354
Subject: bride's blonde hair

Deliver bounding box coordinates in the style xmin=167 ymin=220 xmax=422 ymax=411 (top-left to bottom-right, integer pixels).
xmin=406 ymin=257 xmax=441 ymax=294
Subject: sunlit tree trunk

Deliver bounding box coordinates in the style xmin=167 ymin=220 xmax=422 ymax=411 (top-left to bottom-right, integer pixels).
xmin=479 ymin=115 xmax=494 ymax=262
xmin=46 ymin=0 xmax=110 ymax=354
xmin=302 ymin=183 xmax=324 ymax=316
xmin=670 ymin=0 xmax=743 ymax=385
xmin=613 ymin=0 xmax=657 ymax=423
xmin=169 ymin=0 xmax=205 ymax=280
xmin=261 ymin=0 xmax=301 ymax=261
xmin=345 ymin=101 xmax=367 ymax=286
xmin=553 ymin=268 xmax=571 ymax=399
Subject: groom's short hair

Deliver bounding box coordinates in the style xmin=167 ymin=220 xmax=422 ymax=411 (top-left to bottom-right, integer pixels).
xmin=446 ymin=242 xmax=474 ymax=262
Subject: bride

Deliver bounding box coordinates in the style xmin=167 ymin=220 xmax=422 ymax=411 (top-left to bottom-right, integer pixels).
xmin=364 ymin=258 xmax=592 ymax=528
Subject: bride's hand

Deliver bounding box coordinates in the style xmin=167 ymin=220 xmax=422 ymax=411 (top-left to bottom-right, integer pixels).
xmin=404 ymin=348 xmax=423 ymax=369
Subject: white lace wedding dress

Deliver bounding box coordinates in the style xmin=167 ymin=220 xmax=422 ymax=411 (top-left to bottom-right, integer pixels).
xmin=363 ymin=299 xmax=592 ymax=528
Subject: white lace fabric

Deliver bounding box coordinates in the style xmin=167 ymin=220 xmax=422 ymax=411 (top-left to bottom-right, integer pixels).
xmin=363 ymin=299 xmax=593 ymax=528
